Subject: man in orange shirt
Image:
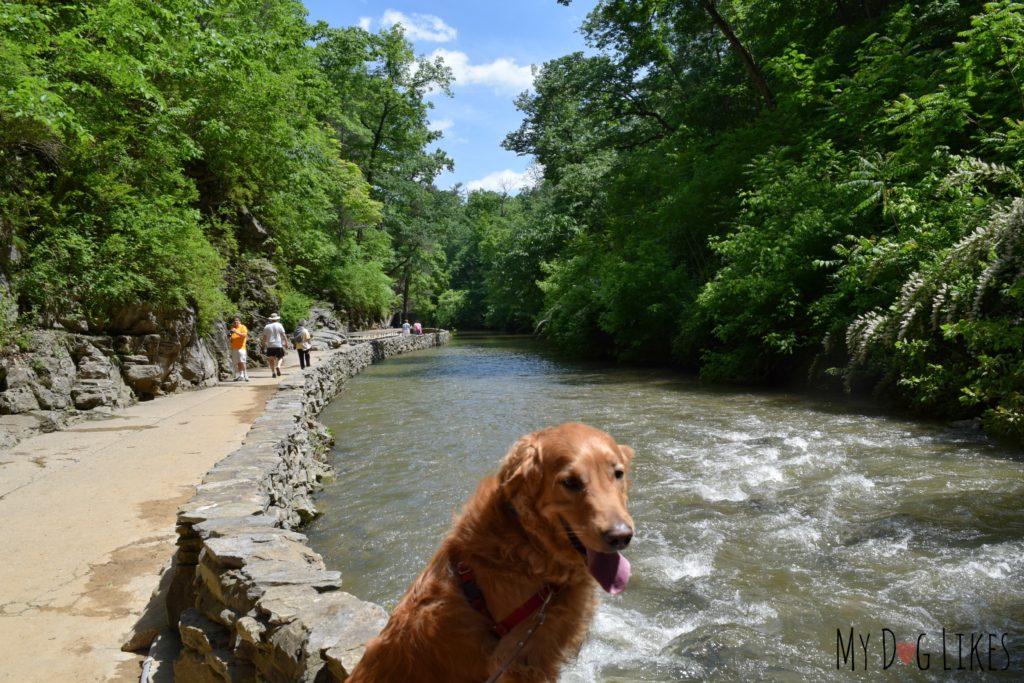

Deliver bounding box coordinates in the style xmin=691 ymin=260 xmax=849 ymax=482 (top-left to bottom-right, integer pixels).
xmin=229 ymin=316 xmax=250 ymax=381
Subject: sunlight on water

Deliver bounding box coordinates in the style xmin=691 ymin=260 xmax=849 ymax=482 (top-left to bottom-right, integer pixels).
xmin=305 ymin=336 xmax=1024 ymax=681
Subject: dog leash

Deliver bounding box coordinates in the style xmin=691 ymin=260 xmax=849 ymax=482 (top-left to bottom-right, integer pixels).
xmin=455 ymin=562 xmax=556 ymax=638
xmin=483 ymin=587 xmax=555 ymax=683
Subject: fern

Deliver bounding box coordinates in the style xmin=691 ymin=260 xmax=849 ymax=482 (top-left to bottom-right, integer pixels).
xmin=849 ymin=196 xmax=1023 ymax=362
xmin=846 ymin=309 xmax=888 ymax=366
xmin=842 ymin=150 xmax=917 ymax=217
xmin=944 ymin=156 xmax=1022 ymax=190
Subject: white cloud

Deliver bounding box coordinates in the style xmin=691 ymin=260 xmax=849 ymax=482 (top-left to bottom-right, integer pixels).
xmin=430 ymin=49 xmax=534 ymax=94
xmin=466 ymin=169 xmax=537 ymax=194
xmin=381 ymin=10 xmax=456 ymax=43
xmin=429 ymin=118 xmax=454 ymax=134
xmin=357 ymin=16 xmax=372 ymax=31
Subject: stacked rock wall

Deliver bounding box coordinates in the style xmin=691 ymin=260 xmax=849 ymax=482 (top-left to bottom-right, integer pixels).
xmin=168 ymin=331 xmax=450 ymax=682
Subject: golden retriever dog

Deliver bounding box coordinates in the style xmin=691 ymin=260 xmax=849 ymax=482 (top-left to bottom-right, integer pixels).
xmin=346 ymin=422 xmax=635 ymax=683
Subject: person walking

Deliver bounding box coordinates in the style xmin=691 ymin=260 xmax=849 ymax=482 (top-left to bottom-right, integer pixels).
xmin=292 ymin=320 xmax=312 ymax=370
xmin=260 ymin=313 xmax=289 ymax=377
xmin=228 ymin=316 xmax=250 ymax=381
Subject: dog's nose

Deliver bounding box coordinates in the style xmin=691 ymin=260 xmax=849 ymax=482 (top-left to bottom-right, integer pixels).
xmin=603 ymin=522 xmax=633 ymax=550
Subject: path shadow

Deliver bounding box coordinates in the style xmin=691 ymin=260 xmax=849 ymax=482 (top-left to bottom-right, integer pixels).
xmin=121 ymin=557 xmax=179 ymax=682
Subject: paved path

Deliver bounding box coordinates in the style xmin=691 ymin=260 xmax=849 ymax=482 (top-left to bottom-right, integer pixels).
xmin=0 ymin=372 xmax=286 ymax=682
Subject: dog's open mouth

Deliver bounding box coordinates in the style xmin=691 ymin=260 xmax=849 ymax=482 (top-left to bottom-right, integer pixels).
xmin=560 ymin=517 xmax=631 ymax=595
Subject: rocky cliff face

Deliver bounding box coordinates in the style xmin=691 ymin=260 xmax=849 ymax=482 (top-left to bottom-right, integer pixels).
xmin=0 ymin=305 xmax=221 ymax=448
xmin=0 ymin=293 xmax=392 ymax=448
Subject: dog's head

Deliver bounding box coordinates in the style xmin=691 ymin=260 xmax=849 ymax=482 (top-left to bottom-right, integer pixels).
xmin=498 ymin=422 xmax=634 ymax=593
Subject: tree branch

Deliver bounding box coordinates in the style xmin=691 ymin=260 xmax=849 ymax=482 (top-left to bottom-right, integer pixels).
xmin=700 ymin=0 xmax=776 ymax=111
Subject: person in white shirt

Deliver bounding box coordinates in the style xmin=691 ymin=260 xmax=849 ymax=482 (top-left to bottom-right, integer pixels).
xmin=260 ymin=313 xmax=290 ymax=377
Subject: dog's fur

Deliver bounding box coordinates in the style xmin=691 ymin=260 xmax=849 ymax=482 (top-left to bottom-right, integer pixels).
xmin=346 ymin=422 xmax=635 ymax=683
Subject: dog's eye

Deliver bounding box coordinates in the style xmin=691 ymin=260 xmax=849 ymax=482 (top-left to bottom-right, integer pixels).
xmin=561 ymin=476 xmax=583 ymax=492
xmin=614 ymin=468 xmax=625 ymax=480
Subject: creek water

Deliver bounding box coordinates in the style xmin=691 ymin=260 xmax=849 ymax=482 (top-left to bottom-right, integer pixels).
xmin=305 ymin=336 xmax=1024 ymax=681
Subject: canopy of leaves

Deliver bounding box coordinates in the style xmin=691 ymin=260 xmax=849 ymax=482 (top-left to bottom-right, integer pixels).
xmin=0 ymin=0 xmax=452 ymax=332
xmin=453 ymin=0 xmax=1024 ymax=443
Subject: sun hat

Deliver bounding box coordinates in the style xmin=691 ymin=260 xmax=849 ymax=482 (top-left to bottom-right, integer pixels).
xmin=268 ymin=313 xmax=281 ymax=321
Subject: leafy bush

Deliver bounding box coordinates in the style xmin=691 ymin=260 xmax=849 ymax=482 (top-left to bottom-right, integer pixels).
xmin=434 ymin=289 xmax=467 ymax=329
xmin=278 ymin=289 xmax=313 ymax=332
xmin=695 ymin=144 xmax=857 ymax=380
xmin=846 ymin=192 xmax=1024 ymax=443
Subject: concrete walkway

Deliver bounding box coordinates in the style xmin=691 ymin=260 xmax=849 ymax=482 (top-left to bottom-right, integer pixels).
xmin=0 ymin=371 xmax=287 ymax=682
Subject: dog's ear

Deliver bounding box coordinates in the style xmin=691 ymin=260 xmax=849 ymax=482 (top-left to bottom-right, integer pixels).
xmin=498 ymin=437 xmax=542 ymax=499
xmin=617 ymin=444 xmax=635 ymax=466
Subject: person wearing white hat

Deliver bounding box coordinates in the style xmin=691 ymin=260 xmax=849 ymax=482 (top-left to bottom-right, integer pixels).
xmin=260 ymin=313 xmax=290 ymax=377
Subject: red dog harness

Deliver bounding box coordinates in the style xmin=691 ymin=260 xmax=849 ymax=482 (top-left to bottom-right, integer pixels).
xmin=455 ymin=561 xmax=556 ymax=638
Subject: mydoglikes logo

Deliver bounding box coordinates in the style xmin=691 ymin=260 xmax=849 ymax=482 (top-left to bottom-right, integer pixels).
xmin=836 ymin=628 xmax=1015 ymax=672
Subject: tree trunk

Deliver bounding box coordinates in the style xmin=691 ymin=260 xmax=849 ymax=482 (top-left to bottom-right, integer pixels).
xmin=700 ymin=0 xmax=776 ymax=111
xmin=366 ymin=99 xmax=395 ymax=188
xmin=401 ymin=268 xmax=411 ymax=321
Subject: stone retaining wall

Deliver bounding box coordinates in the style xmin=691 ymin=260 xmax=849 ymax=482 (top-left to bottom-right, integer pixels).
xmin=167 ymin=331 xmax=450 ymax=682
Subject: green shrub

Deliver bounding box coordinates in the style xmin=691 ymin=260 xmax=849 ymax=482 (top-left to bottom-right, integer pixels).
xmin=278 ymin=289 xmax=313 ymax=331
xmin=434 ymin=289 xmax=467 ymax=329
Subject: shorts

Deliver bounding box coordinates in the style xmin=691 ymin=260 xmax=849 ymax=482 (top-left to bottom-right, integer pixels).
xmin=231 ymin=348 xmax=247 ymax=365
xmin=266 ymin=346 xmax=285 ymax=358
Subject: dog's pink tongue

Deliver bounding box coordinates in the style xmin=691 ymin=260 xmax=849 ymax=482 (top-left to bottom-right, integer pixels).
xmin=586 ymin=549 xmax=631 ymax=594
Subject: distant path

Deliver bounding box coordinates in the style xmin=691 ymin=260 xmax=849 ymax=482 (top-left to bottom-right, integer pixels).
xmin=0 ymin=370 xmax=288 ymax=682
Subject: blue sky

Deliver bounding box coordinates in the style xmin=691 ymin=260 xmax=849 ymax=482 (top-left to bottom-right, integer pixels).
xmin=302 ymin=0 xmax=597 ymax=193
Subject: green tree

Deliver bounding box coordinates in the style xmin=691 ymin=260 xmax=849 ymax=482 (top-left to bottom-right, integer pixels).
xmin=0 ymin=0 xmax=390 ymax=333
xmin=477 ymin=0 xmax=1024 ymax=441
xmin=315 ymin=24 xmax=454 ymax=324
xmin=1 ymin=0 xmax=230 ymax=329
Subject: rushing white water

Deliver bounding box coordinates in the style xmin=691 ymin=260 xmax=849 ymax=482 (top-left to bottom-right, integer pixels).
xmin=305 ymin=336 xmax=1024 ymax=681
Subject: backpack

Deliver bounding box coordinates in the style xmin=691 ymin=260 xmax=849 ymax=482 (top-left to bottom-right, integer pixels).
xmin=291 ymin=327 xmax=306 ymax=344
